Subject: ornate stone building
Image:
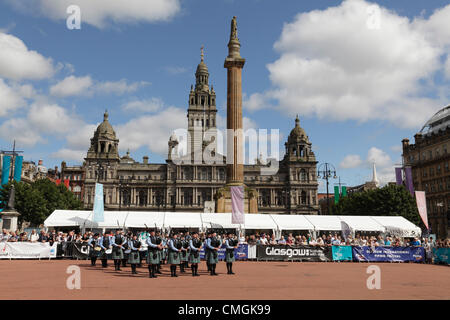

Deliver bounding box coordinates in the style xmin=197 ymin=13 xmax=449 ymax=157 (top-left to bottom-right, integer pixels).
xmin=82 ymin=54 xmax=319 ymax=215
xmin=402 ymin=105 xmax=450 ymax=238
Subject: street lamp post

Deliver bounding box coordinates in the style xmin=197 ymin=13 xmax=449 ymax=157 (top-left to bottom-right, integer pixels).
xmin=317 ymin=163 xmax=337 ymax=215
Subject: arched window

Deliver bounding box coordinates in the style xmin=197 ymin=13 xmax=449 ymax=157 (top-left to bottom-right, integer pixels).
xmin=300 ymin=169 xmax=307 ymax=182
xmin=301 ymin=191 xmax=307 ymax=204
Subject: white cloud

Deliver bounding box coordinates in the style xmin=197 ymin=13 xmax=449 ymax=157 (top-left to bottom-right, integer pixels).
xmin=390 ymin=145 xmax=403 ymax=153
xmin=340 ymin=146 xmax=395 ymax=185
xmin=49 ymin=76 xmax=148 ymax=97
xmin=251 ymin=0 xmax=450 ymax=128
xmin=122 ymin=98 xmax=163 ymax=113
xmin=95 ymin=79 xmax=149 ymax=95
xmin=0 ymin=78 xmax=26 ymax=116
xmin=6 ymin=0 xmax=181 ymax=28
xmin=28 ymin=103 xmax=82 ymax=134
xmin=50 ymin=75 xmax=92 ymax=97
xmin=0 ymin=32 xmax=54 ymax=80
xmin=165 ymin=66 xmax=188 ymax=75
xmin=51 ymin=148 xmax=86 ymax=162
xmin=339 ymin=154 xmax=363 ymax=169
xmin=367 ymin=147 xmax=391 ymax=168
xmin=116 ymin=106 xmax=186 ymax=155
xmin=0 ymin=118 xmax=44 ymax=146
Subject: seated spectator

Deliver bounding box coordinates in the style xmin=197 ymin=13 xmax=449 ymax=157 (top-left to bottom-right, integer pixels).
xmin=29 ymin=230 xmax=39 ymax=242
xmin=377 ymin=235 xmax=385 ymax=246
xmin=0 ymin=229 xmax=10 ymax=242
xmin=278 ymin=236 xmax=286 ymax=245
xmin=384 ymin=237 xmax=391 ymax=246
xmin=259 ymin=234 xmax=269 ymax=245
xmin=286 ymin=233 xmax=295 ymax=245
xmin=301 ymin=236 xmax=308 ymax=245
xmin=269 ymin=234 xmax=277 ymax=245
xmin=8 ymin=232 xmax=18 ymax=242
xmin=38 ymin=230 xmax=48 ymax=243
xmin=316 ymin=237 xmax=324 ymax=246
xmin=331 ymin=236 xmax=341 ymax=246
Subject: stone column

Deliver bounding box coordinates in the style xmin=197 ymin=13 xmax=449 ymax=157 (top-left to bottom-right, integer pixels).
xmin=224 ymin=16 xmax=245 ymax=186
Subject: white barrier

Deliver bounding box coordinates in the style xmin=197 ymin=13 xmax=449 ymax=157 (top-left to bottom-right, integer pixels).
xmin=0 ymin=242 xmax=58 ymax=259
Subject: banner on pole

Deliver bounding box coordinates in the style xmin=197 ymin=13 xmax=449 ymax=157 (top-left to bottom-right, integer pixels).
xmin=1 ymin=155 xmax=11 ymax=186
xmin=231 ymin=185 xmax=244 ymax=224
xmin=415 ymin=191 xmax=429 ymax=229
xmin=404 ymin=167 xmax=414 ymax=195
xmin=93 ymin=183 xmax=104 ymax=222
xmin=395 ymin=167 xmax=403 ymax=186
xmin=341 ymin=186 xmax=347 ymax=197
xmin=334 ymin=186 xmax=340 ymax=204
xmin=13 ymin=156 xmax=23 ymax=182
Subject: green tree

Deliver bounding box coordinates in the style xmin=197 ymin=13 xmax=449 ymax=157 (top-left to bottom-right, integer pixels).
xmin=331 ymin=184 xmax=423 ymax=227
xmin=0 ymin=179 xmax=82 ymax=226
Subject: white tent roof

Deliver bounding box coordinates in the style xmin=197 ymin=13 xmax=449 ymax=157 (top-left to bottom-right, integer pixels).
xmin=124 ymin=211 xmax=165 ymax=228
xmin=243 ymin=214 xmax=277 ymax=231
xmin=371 ymin=216 xmax=421 ymax=237
xmin=304 ymin=215 xmax=342 ymax=231
xmin=44 ymin=210 xmax=94 ymax=228
xmin=201 ymin=213 xmax=241 ymax=229
xmin=270 ymin=214 xmax=315 ymax=231
xmin=338 ymin=215 xmax=385 ymax=232
xmin=44 ymin=210 xmax=421 ymax=237
xmin=162 ymin=212 xmax=202 ymax=229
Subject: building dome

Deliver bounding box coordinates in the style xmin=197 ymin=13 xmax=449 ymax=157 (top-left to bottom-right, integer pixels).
xmin=95 ymin=110 xmax=116 ymax=138
xmin=420 ymin=105 xmax=450 ymax=135
xmin=288 ymin=115 xmax=307 ymax=141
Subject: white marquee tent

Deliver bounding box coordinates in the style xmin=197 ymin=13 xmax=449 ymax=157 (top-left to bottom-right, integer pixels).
xmin=44 ymin=210 xmax=421 ymax=237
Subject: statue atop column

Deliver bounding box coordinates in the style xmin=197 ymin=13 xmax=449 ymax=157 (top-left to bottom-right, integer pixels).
xmin=230 ymin=16 xmax=238 ymax=39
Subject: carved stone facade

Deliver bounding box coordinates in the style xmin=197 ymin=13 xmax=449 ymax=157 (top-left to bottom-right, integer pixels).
xmin=82 ymin=52 xmax=319 ymax=215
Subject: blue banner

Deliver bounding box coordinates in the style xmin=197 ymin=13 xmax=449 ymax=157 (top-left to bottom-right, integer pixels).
xmin=199 ymin=243 xmax=248 ymax=260
xmin=433 ymin=248 xmax=449 ymax=265
xmin=352 ymin=246 xmax=424 ymax=262
xmin=332 ymin=245 xmax=353 ymax=261
xmin=93 ymin=183 xmax=104 ymax=222
xmin=13 ymin=156 xmax=23 ymax=182
xmin=1 ymin=155 xmax=11 ymax=186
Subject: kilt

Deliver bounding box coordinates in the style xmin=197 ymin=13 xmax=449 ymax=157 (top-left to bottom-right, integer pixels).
xmin=99 ymin=249 xmax=109 ymax=260
xmin=225 ymin=250 xmax=235 ymax=262
xmin=167 ymin=250 xmax=180 ymax=265
xmin=208 ymin=249 xmax=219 ymax=264
xmin=112 ymin=247 xmax=124 ymax=260
xmin=147 ymin=249 xmax=160 ymax=265
xmin=162 ymin=249 xmax=168 ymax=260
xmin=181 ymin=249 xmax=189 ymax=262
xmin=128 ymin=251 xmax=140 ymax=264
xmin=189 ymin=250 xmax=201 ymax=264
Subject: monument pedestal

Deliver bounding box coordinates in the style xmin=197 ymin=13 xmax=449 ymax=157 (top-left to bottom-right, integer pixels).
xmin=0 ymin=209 xmax=20 ymax=231
xmin=215 ymin=185 xmax=258 ymax=213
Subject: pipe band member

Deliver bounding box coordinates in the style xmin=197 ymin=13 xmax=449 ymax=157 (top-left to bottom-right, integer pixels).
xmin=128 ymin=234 xmax=141 ymax=275
xmin=146 ymin=230 xmax=161 ymax=278
xmin=189 ymin=232 xmax=202 ymax=277
xmin=206 ymin=232 xmax=221 ymax=276
xmin=167 ymin=233 xmax=181 ymax=277
xmin=111 ymin=230 xmax=126 ymax=271
xmin=225 ymin=232 xmax=238 ymax=275
xmin=99 ymin=232 xmax=112 ymax=268
xmin=88 ymin=233 xmax=100 ymax=266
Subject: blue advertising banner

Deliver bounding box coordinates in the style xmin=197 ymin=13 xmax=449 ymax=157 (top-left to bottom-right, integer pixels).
xmin=199 ymin=243 xmax=248 ymax=260
xmin=352 ymin=246 xmax=424 ymax=262
xmin=1 ymin=155 xmax=11 ymax=186
xmin=13 ymin=156 xmax=23 ymax=182
xmin=433 ymin=248 xmax=449 ymax=265
xmin=93 ymin=183 xmax=104 ymax=222
xmin=332 ymin=245 xmax=353 ymax=261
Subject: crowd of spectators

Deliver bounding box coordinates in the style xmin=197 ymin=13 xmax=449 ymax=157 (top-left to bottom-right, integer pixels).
xmin=1 ymin=228 xmax=449 ymax=250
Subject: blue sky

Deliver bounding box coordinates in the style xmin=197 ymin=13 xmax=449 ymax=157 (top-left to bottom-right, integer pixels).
xmin=0 ymin=0 xmax=449 ymax=192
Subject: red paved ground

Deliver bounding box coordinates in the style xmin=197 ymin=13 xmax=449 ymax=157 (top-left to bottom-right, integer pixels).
xmin=0 ymin=260 xmax=448 ymax=300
